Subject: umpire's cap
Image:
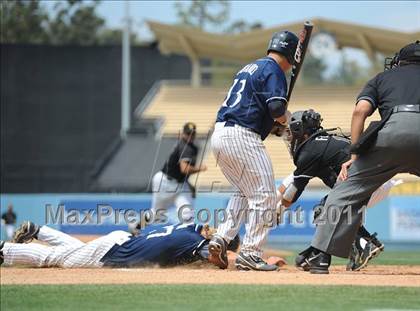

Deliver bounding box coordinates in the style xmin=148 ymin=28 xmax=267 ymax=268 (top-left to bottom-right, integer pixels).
xmin=399 ymin=40 xmax=420 ymax=63
xmin=183 ymin=122 xmax=197 ymax=135
xmin=267 ymin=31 xmax=299 ymax=64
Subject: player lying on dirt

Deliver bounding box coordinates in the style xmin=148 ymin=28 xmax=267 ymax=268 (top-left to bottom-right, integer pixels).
xmin=0 ymin=222 xmax=242 ymax=268
xmin=276 ymin=109 xmax=400 ymax=271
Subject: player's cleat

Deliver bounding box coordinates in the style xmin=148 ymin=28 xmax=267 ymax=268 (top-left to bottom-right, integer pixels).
xmin=299 ymin=250 xmax=331 ymax=274
xmin=208 ymin=235 xmax=228 ymax=269
xmin=352 ymin=233 xmax=384 ymax=271
xmin=295 ymin=254 xmax=308 ymax=270
xmin=12 ymin=221 xmax=40 ymax=244
xmin=0 ymin=240 xmax=4 ymax=266
xmin=235 ymin=252 xmax=279 ymax=271
xmin=295 ymin=246 xmax=313 ymax=271
xmin=370 ymin=233 xmax=385 ymax=252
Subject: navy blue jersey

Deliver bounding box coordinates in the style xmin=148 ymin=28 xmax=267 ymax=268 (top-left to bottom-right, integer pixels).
xmin=216 ymin=57 xmax=288 ymax=140
xmin=101 ymin=224 xmax=207 ymax=267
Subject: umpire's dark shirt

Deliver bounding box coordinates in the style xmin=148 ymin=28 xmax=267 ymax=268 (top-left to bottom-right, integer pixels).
xmin=291 ymin=134 xmax=351 ymax=202
xmin=162 ymin=139 xmax=198 ymax=183
xmin=357 ymin=64 xmax=420 ymax=118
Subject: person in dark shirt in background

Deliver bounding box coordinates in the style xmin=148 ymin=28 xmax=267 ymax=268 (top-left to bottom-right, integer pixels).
xmin=1 ymin=204 xmax=17 ymax=241
xmin=131 ymin=122 xmax=207 ymax=233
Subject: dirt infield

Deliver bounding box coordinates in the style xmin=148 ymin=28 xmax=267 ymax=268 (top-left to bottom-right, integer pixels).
xmin=2 ymin=239 xmax=419 ymax=287
xmin=2 ymin=265 xmax=420 ymax=287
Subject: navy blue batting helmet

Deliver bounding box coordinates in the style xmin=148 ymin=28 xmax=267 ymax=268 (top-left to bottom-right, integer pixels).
xmin=267 ymin=31 xmax=299 ymax=64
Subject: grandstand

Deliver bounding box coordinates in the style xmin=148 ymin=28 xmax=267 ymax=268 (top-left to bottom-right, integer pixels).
xmin=139 ymin=82 xmax=392 ymax=189
xmin=95 ymin=17 xmax=417 ymax=192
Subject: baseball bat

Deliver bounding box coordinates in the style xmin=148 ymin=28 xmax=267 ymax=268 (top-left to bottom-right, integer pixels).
xmin=286 ymin=21 xmax=313 ymax=104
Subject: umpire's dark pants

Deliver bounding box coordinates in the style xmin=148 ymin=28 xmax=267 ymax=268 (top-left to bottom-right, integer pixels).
xmin=311 ymin=112 xmax=420 ymax=258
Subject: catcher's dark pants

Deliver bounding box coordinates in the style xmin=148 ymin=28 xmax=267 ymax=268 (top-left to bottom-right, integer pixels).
xmin=311 ymin=112 xmax=420 ymax=258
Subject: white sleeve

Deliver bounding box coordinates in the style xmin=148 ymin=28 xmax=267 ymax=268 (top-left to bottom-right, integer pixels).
xmin=367 ymin=179 xmax=403 ymax=208
xmin=282 ymin=173 xmax=295 ymax=188
xmin=276 ymin=173 xmax=295 ymax=203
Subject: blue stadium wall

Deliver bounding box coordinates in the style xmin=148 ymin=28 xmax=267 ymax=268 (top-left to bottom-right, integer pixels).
xmin=2 ymin=192 xmax=419 ymax=244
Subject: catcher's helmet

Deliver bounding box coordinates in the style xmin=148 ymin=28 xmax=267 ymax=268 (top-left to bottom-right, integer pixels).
xmin=286 ymin=109 xmax=323 ymax=156
xmin=384 ymin=40 xmax=420 ymax=70
xmin=289 ymin=109 xmax=323 ymax=140
xmin=267 ymin=31 xmax=299 ymax=64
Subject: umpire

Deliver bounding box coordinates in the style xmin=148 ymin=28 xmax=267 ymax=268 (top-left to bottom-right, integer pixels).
xmin=302 ymin=41 xmax=420 ymax=274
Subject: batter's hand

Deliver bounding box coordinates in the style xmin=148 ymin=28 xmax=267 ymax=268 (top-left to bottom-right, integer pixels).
xmin=199 ymin=164 xmax=208 ymax=172
xmin=284 ymin=110 xmax=292 ymax=124
xmin=338 ymin=158 xmax=355 ymax=181
xmin=270 ymin=122 xmax=287 ymax=136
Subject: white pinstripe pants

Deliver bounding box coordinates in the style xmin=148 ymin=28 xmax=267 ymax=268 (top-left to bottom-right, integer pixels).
xmin=211 ymin=122 xmax=277 ymax=257
xmin=2 ymin=226 xmax=131 ymax=268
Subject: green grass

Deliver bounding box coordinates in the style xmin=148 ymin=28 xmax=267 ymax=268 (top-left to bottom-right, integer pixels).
xmin=1 ymin=284 xmax=420 ymax=311
xmin=283 ymin=250 xmax=420 ymax=266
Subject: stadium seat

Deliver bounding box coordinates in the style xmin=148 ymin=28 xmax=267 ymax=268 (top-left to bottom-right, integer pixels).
xmin=142 ymin=84 xmax=414 ymax=189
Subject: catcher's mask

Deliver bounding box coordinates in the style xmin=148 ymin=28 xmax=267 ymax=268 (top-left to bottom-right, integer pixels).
xmin=384 ymin=40 xmax=420 ymax=70
xmin=285 ymin=109 xmax=323 ymax=156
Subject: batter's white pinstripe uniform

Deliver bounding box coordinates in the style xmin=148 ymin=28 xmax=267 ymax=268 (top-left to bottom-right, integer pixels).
xmin=212 ymin=123 xmax=276 ymax=257
xmin=212 ymin=56 xmax=289 ymax=258
xmin=2 ymin=226 xmax=131 ymax=268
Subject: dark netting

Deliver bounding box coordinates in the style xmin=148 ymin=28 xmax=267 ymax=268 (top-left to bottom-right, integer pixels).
xmin=1 ymin=44 xmax=191 ymax=192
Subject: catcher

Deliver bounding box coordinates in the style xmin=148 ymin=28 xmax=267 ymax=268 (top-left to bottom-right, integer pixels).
xmin=275 ymin=109 xmax=400 ymax=272
xmin=0 ymin=221 xmax=240 ymax=268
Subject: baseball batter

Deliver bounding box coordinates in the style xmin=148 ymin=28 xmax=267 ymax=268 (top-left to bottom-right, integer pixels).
xmin=209 ymin=31 xmax=299 ymax=271
xmin=0 ymin=221 xmax=239 ymax=268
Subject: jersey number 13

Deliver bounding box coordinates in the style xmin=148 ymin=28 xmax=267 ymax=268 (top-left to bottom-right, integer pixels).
xmin=222 ymin=79 xmax=246 ymax=108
